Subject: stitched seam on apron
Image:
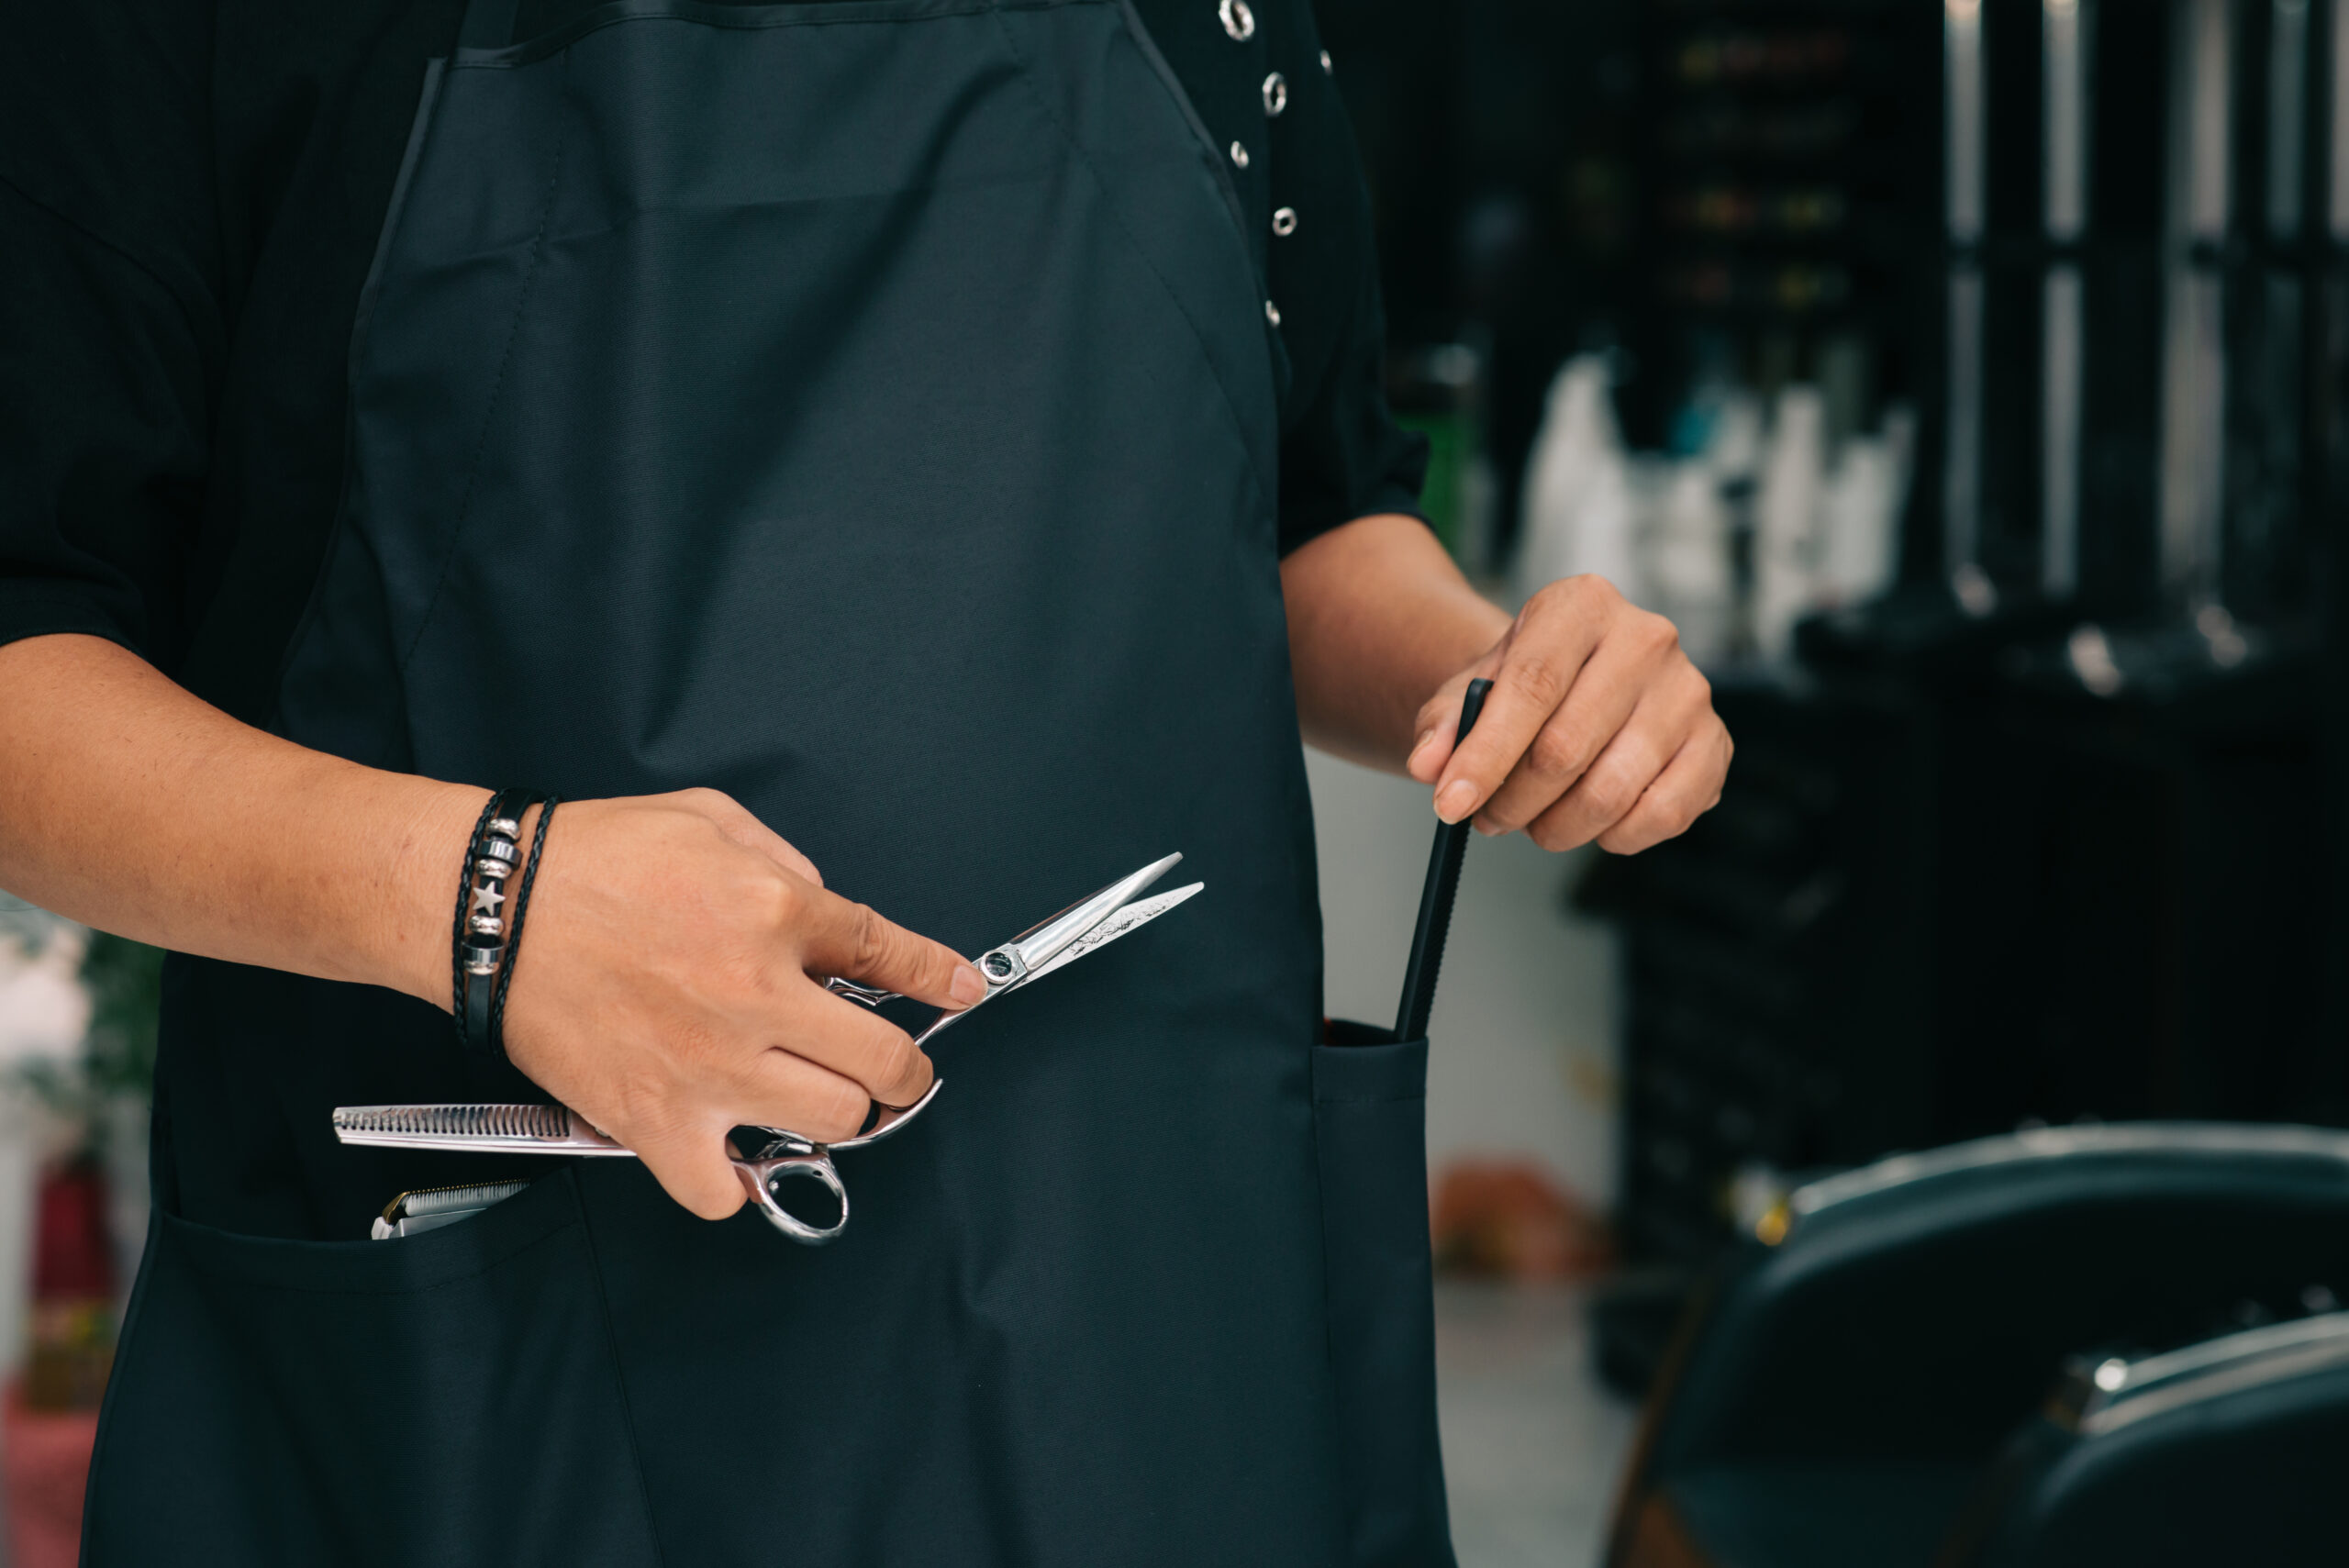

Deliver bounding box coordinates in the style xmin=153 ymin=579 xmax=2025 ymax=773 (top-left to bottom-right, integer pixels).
xmin=572 ymin=1179 xmax=674 ymax=1568
xmin=984 ymin=0 xmax=1278 ymax=511
xmin=1304 ymin=1087 xmax=1354 ymax=1562
xmin=77 ymin=1215 xmax=167 ymax=1559
xmin=397 ymin=50 xmax=573 ymax=681
xmin=1108 ymin=0 xmax=1250 ymax=242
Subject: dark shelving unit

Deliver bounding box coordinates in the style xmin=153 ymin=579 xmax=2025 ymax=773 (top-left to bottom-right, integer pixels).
xmin=1597 ymin=1 xmax=2349 ymax=1397
xmin=1317 ymin=1 xmax=2349 ymax=1399
xmin=1620 ymin=0 xmax=1943 ymax=449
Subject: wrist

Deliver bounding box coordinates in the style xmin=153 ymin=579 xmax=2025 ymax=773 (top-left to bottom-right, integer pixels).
xmin=367 ymin=780 xmax=506 ymax=1008
xmin=1282 ymin=515 xmax=1509 ymax=768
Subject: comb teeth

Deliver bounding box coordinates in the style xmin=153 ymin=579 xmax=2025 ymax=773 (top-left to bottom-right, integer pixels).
xmin=388 ymin=1179 xmax=531 ymax=1222
xmin=333 ymin=1105 xmax=572 ymax=1140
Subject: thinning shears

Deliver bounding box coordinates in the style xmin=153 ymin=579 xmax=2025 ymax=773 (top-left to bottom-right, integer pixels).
xmin=333 ymin=853 xmax=1201 ymax=1244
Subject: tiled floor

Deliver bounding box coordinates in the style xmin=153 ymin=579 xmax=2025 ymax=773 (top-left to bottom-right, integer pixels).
xmin=1436 ymin=1282 xmax=1642 ymax=1568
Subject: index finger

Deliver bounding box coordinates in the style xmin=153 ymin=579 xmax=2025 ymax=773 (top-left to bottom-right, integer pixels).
xmin=1432 ymin=621 xmax=1604 ymax=823
xmin=799 ymin=890 xmax=985 ymax=1010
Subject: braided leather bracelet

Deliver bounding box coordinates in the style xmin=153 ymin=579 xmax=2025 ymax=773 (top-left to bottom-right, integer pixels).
xmin=452 ymin=787 xmax=547 ymax=1061
xmin=447 ymin=790 xmax=506 ymax=1048
xmin=486 ymin=795 xmax=559 ymax=1060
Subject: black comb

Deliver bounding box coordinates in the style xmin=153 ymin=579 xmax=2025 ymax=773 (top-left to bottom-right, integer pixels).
xmin=1392 ymin=677 xmax=1493 ymax=1042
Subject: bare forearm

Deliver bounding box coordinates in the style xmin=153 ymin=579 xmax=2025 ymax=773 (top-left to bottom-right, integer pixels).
xmin=0 ymin=636 xmax=1007 ymax=1220
xmin=1280 ymin=513 xmax=1510 ymax=772
xmin=0 ymin=633 xmax=478 ymax=1005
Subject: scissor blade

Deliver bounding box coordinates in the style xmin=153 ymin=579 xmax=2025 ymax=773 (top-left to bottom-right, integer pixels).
xmin=1018 ymin=881 xmax=1203 ymax=987
xmin=330 ymin=1104 xmax=631 ymax=1156
xmin=1008 ymin=852 xmax=1183 ymax=974
xmin=911 ymin=881 xmax=1203 ymax=1047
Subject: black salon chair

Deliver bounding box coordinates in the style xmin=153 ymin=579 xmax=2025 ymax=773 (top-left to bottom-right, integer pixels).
xmin=1602 ymin=1123 xmax=2349 ymax=1568
xmin=1939 ymin=1313 xmax=2349 ymax=1567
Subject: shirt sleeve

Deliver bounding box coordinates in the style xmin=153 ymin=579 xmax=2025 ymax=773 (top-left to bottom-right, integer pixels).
xmin=0 ymin=0 xmax=222 ymax=667
xmin=1260 ymin=0 xmax=1428 ymax=556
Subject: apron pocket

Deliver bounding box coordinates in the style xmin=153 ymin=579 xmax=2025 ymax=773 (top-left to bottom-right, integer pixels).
xmin=83 ymin=1168 xmax=661 ymax=1568
xmin=1313 ymin=1021 xmax=1457 ymax=1568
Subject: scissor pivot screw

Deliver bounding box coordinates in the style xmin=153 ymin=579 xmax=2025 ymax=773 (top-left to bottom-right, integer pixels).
xmin=980 ymin=948 xmax=1027 ymax=987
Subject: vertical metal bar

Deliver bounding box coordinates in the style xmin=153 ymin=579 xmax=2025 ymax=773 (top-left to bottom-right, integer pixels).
xmin=2186 ymin=0 xmax=2233 ymax=238
xmin=2044 ymin=0 xmax=2092 ymax=595
xmin=2257 ymin=0 xmax=2310 ymax=622
xmin=2333 ymin=0 xmax=2349 ymax=236
xmin=1946 ymin=272 xmax=1986 ymax=578
xmin=2160 ymin=0 xmax=2232 ymax=607
xmin=1946 ymin=0 xmax=1987 ymax=577
xmin=2043 ymin=269 xmax=2086 ymax=595
xmin=2272 ymin=0 xmax=2310 ymax=236
xmin=2326 ymin=0 xmax=2349 ymax=1113
xmin=1949 ymin=0 xmax=1987 ymax=240
xmin=2047 ymin=0 xmax=2090 ymax=239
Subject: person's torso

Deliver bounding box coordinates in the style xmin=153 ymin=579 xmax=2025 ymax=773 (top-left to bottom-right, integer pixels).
xmin=168 ymin=0 xmax=1313 ymax=728
xmin=98 ymin=6 xmax=1372 ymax=1562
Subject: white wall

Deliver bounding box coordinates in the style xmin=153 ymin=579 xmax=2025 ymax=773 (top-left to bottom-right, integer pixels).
xmin=1305 ymin=751 xmax=1621 ymax=1207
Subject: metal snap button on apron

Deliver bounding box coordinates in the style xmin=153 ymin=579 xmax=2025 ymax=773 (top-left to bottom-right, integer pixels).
xmin=1264 ymin=299 xmax=1282 ymax=327
xmin=1230 ymin=139 xmax=1249 ymax=169
xmin=1272 ymin=206 xmax=1297 ymax=237
xmin=1320 ymin=48 xmax=1333 ymax=74
xmin=1219 ymin=0 xmax=1253 ymax=42
xmin=1261 ymin=72 xmax=1286 ymax=116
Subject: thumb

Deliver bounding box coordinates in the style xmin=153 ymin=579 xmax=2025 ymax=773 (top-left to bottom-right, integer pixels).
xmin=801 ymin=891 xmax=985 ymax=1009
xmin=630 ymin=1124 xmax=751 ymax=1222
xmin=1407 ymin=651 xmax=1504 ymax=783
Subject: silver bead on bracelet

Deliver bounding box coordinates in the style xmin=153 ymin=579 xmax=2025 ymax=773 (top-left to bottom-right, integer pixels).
xmin=461 ymin=824 xmax=521 ymax=973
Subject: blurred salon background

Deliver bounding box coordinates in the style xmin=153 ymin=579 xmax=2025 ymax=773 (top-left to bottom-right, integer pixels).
xmin=6 ymin=1 xmax=2349 ymax=1564
xmin=1302 ymin=0 xmax=2349 ymax=1562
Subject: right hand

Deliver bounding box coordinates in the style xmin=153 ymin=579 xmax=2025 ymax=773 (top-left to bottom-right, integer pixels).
xmin=498 ymin=788 xmax=985 ymax=1219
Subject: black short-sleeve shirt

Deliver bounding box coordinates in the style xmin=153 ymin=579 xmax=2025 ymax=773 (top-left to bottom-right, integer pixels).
xmin=0 ymin=0 xmax=1426 ymax=725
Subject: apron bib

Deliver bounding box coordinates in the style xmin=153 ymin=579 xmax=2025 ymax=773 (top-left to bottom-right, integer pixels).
xmin=83 ymin=3 xmax=1452 ymax=1562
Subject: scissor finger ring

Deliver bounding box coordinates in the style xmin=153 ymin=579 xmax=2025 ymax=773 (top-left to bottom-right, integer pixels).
xmin=736 ymin=1152 xmax=850 ymax=1245
xmin=823 ymin=977 xmax=896 ymax=1007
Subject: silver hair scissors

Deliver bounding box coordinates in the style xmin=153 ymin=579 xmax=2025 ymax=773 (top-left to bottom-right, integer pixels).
xmin=333 ymin=853 xmax=1202 ymax=1244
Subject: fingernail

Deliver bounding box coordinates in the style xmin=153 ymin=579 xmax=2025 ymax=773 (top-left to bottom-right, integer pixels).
xmin=950 ymin=964 xmax=986 ymax=1006
xmin=1473 ymin=817 xmax=1503 ymax=837
xmin=1408 ymin=729 xmax=1436 ymax=763
xmin=1435 ymin=781 xmax=1477 ymax=822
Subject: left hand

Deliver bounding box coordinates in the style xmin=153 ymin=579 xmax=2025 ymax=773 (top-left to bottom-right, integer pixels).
xmin=1404 ymin=575 xmax=1731 ymax=854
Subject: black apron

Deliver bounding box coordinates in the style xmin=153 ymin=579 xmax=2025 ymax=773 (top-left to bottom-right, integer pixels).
xmin=83 ymin=2 xmax=1452 ymax=1562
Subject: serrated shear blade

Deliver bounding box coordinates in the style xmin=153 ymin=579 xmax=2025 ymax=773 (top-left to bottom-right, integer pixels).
xmin=330 ymin=1104 xmax=629 ymax=1154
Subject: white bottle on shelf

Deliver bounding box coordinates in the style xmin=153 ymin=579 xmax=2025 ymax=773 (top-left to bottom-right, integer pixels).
xmin=1753 ymin=384 xmax=1827 ymax=662
xmin=1515 ymin=356 xmax=1642 ymax=609
xmin=1645 ymin=462 xmax=1735 ymax=668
